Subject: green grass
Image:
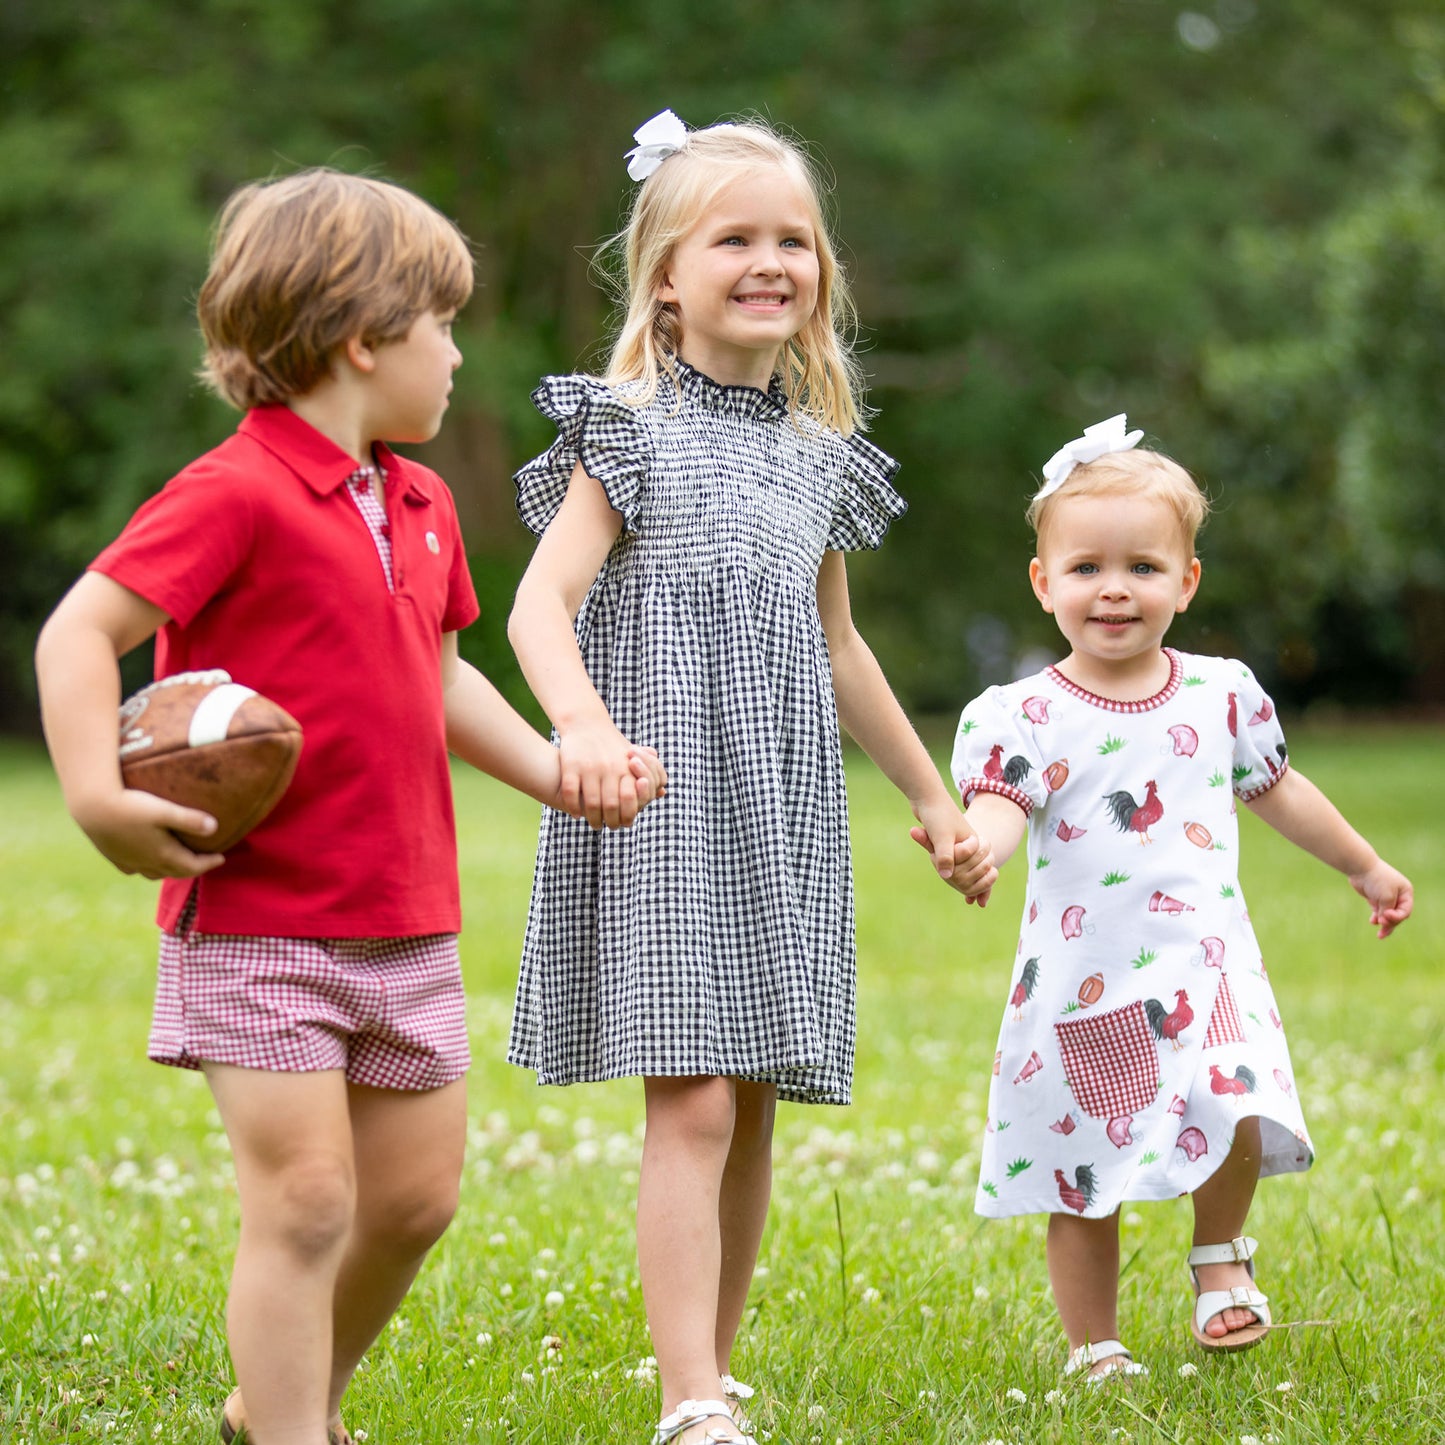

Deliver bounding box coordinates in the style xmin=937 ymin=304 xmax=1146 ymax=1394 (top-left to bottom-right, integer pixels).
xmin=1 ymin=727 xmax=1443 ymax=1443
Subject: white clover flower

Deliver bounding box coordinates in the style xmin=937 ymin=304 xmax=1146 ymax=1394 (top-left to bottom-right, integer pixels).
xmin=500 ymin=1284 xmax=513 ymax=1297
xmin=862 ymin=1287 xmax=882 ymax=1305
xmin=918 ymin=1389 xmax=936 ymax=1403
xmin=1178 ymin=1362 xmax=1198 ymax=1377
xmin=1275 ymin=1381 xmax=1293 ymax=1393
xmin=81 ymin=1334 xmax=96 ymax=1348
xmin=520 ymin=1370 xmax=536 ymax=1385
xmin=1044 ymin=1388 xmax=1064 ymax=1404
xmin=974 ymin=1285 xmax=990 ymax=1302
xmin=1006 ymin=1386 xmax=1027 ymax=1403
xmin=544 ymin=1290 xmax=565 ymax=1309
xmin=489 ymin=1232 xmax=508 ymax=1246
xmin=476 ymin=1331 xmax=494 ymax=1347
xmin=808 ymin=1404 xmax=826 ymax=1421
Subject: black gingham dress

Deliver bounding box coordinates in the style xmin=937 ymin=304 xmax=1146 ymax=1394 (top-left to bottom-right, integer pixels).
xmin=506 ymin=361 xmax=905 ymax=1105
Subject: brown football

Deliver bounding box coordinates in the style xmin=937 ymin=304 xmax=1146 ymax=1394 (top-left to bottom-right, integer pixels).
xmin=118 ymin=671 xmax=303 ymax=853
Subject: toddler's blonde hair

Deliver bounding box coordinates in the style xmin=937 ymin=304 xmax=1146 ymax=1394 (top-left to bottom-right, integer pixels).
xmin=1029 ymin=447 xmax=1210 ymax=555
xmin=198 ymin=168 xmax=473 ymax=410
xmin=602 ymin=118 xmax=865 ymax=436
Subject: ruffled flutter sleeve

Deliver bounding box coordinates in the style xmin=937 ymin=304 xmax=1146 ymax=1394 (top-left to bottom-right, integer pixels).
xmin=826 ymin=433 xmax=907 ymax=551
xmin=1228 ymin=661 xmax=1289 ymax=802
xmin=514 ymin=375 xmax=653 ymax=536
xmin=950 ymin=685 xmax=1050 ymax=817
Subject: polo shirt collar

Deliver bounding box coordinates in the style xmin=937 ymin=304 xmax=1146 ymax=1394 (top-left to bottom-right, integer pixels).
xmin=240 ymin=406 xmax=433 ymax=502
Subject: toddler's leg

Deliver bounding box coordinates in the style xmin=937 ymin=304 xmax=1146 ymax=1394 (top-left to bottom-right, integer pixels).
xmin=206 ymin=1064 xmax=356 ymax=1445
xmin=325 ymin=1079 xmax=467 ymax=1425
xmin=638 ymin=1076 xmax=748 ymax=1442
xmin=1190 ymin=1116 xmax=1264 ymax=1337
xmin=1047 ymin=1209 xmax=1126 ymax=1376
xmin=715 ymin=1080 xmax=776 ymax=1372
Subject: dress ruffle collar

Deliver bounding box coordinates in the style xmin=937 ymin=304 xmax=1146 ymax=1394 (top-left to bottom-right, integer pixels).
xmin=665 ymin=357 xmax=789 ymax=422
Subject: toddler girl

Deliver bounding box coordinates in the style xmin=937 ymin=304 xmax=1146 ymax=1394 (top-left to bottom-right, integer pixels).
xmin=506 ymin=110 xmax=993 ymax=1443
xmin=949 ymin=416 xmax=1413 ymax=1380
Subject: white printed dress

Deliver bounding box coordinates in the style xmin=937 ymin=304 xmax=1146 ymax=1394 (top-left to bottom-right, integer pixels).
xmin=951 ymin=650 xmax=1313 ymax=1218
xmin=507 ymin=361 xmax=905 ymax=1104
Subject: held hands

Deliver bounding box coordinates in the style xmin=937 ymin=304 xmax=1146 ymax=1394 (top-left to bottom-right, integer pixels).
xmin=557 ymin=718 xmax=669 ymax=829
xmin=908 ymin=797 xmax=997 ymax=903
xmin=73 ymin=786 xmax=226 ymax=881
xmin=1349 ymin=857 xmax=1414 ymax=939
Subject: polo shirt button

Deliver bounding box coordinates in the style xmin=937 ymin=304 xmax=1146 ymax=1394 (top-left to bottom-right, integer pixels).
xmin=425 ymin=531 xmax=440 ymax=554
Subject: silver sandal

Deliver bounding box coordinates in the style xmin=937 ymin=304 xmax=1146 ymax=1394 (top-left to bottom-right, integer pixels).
xmin=651 ymin=1398 xmax=758 ymax=1445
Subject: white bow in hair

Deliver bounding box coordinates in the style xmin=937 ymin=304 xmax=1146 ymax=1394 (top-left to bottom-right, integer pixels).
xmin=1036 ymin=414 xmax=1144 ymax=499
xmin=625 ymin=109 xmax=688 ymax=181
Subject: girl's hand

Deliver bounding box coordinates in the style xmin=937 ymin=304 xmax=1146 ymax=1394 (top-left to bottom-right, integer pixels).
xmin=558 ymin=720 xmax=661 ymax=829
xmin=73 ymin=787 xmax=226 ymax=880
xmin=1349 ymin=858 xmax=1414 ymax=939
xmin=910 ymin=799 xmax=998 ymax=901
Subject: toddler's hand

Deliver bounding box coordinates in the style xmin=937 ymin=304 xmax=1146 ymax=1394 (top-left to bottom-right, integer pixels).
xmin=74 ymin=787 xmax=226 ymax=880
xmin=1350 ymin=858 xmax=1414 ymax=939
xmin=910 ymin=800 xmax=999 ymax=901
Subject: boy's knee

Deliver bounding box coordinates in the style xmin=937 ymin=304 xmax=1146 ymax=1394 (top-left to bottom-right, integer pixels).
xmin=259 ymin=1156 xmax=356 ymax=1260
xmin=364 ymin=1174 xmax=460 ymax=1256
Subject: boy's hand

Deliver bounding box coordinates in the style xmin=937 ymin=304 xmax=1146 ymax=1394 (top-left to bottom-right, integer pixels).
xmin=627 ymin=746 xmax=668 ymax=808
xmin=74 ymin=788 xmax=226 ymax=880
xmin=909 ymin=799 xmax=998 ymax=901
xmin=1349 ymin=859 xmax=1414 ymax=939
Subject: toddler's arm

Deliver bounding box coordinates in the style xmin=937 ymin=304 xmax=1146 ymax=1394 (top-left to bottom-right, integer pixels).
xmin=817 ymin=552 xmax=995 ymax=899
xmin=909 ymin=790 xmax=1026 ymax=907
xmin=508 ymin=462 xmax=668 ymax=829
xmin=1245 ymin=767 xmax=1413 ymax=938
xmin=35 ymin=572 xmax=226 ymax=879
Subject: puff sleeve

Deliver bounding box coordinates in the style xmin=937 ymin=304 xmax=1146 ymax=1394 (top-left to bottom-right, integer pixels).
xmin=1227 ymin=661 xmax=1289 ymax=802
xmin=950 ymin=685 xmax=1051 ymax=817
xmin=514 ymin=375 xmax=653 ymax=536
xmin=825 ymin=433 xmax=907 ymax=552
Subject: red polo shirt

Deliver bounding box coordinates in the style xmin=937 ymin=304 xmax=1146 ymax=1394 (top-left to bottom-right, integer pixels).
xmin=92 ymin=406 xmax=480 ymax=937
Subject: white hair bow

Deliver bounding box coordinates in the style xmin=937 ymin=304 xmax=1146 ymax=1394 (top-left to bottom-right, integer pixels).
xmin=1036 ymin=414 xmax=1144 ymax=499
xmin=625 ymin=109 xmax=688 ymax=182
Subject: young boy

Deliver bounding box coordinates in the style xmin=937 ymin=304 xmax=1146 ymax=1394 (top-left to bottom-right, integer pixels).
xmin=35 ymin=168 xmax=662 ymax=1445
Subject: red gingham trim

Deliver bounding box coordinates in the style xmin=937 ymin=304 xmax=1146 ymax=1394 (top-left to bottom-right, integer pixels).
xmin=1237 ymin=760 xmax=1288 ymax=804
xmin=1203 ymin=976 xmax=1246 ymax=1048
xmin=1046 ymin=648 xmax=1184 ymax=714
xmin=346 ymin=465 xmax=395 ymax=592
xmin=1054 ymin=1000 xmax=1161 ymax=1120
xmin=149 ymin=928 xmax=469 ymax=1089
xmin=961 ymin=778 xmax=1034 ymax=815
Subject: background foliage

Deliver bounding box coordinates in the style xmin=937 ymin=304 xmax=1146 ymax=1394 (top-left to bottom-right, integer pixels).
xmin=3 ymin=1 xmax=1443 ymax=729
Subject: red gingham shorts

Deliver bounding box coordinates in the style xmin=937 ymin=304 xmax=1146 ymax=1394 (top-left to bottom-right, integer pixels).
xmin=148 ymin=915 xmax=470 ymax=1091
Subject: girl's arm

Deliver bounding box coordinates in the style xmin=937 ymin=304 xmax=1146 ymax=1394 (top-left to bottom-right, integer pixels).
xmin=1245 ymin=767 xmax=1413 ymax=938
xmin=507 ymin=461 xmax=667 ymax=828
xmin=34 ymin=572 xmax=227 ymax=879
xmin=817 ymin=550 xmax=995 ymax=898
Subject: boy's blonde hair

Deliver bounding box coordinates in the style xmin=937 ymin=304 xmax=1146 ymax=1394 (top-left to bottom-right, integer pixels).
xmin=603 ymin=118 xmax=865 ymax=436
xmin=198 ymin=168 xmax=474 ymax=410
xmin=1029 ymin=447 xmax=1210 ymax=555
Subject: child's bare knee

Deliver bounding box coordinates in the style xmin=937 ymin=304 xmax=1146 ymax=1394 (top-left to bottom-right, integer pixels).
xmin=257 ymin=1157 xmax=355 ymax=1260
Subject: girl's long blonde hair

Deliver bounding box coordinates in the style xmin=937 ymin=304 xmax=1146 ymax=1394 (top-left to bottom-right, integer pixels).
xmin=600 ymin=118 xmax=866 ymax=436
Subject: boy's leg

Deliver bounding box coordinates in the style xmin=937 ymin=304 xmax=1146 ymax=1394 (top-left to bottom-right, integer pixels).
xmin=325 ymin=1078 xmax=467 ymax=1423
xmin=1190 ymin=1116 xmax=1264 ymax=1336
xmin=638 ymin=1075 xmax=742 ymax=1442
xmin=205 ymin=1064 xmax=356 ymax=1445
xmin=1047 ymin=1209 xmax=1126 ymax=1375
xmin=714 ymin=1080 xmax=775 ymax=1373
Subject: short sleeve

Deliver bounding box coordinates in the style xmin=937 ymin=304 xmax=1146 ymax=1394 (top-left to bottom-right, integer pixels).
xmin=514 ymin=374 xmax=652 ymax=536
xmin=826 ymin=433 xmax=907 ymax=552
xmin=1228 ymin=661 xmax=1289 ymax=802
xmin=950 ymin=685 xmax=1050 ymax=817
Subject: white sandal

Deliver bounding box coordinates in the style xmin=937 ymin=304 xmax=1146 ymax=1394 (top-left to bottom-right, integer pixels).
xmin=1189 ymin=1235 xmax=1271 ymax=1350
xmin=651 ymin=1399 xmax=757 ymax=1445
xmin=1064 ymin=1339 xmax=1149 ymax=1384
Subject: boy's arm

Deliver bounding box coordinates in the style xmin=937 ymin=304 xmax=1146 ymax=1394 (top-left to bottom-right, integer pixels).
xmin=817 ymin=551 xmax=995 ymax=899
xmin=35 ymin=572 xmax=225 ymax=878
xmin=1245 ymin=767 xmax=1413 ymax=938
xmin=507 ymin=461 xmax=666 ymax=829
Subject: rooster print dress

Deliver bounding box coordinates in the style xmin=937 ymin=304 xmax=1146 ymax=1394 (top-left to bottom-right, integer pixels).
xmin=952 ymin=649 xmax=1313 ymax=1219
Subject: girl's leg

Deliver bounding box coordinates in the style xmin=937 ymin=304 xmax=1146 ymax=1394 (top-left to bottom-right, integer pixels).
xmin=714 ymin=1080 xmax=775 ymax=1374
xmin=1190 ymin=1116 xmax=1264 ymax=1337
xmin=1047 ymin=1209 xmax=1126 ymax=1377
xmin=205 ymin=1064 xmax=356 ymax=1445
xmin=638 ymin=1075 xmax=744 ymax=1441
xmin=325 ymin=1079 xmax=467 ymax=1427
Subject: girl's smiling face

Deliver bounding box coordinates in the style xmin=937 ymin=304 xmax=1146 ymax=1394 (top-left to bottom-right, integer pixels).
xmin=1029 ymin=490 xmax=1202 ymax=697
xmin=657 ymin=164 xmax=820 ymax=391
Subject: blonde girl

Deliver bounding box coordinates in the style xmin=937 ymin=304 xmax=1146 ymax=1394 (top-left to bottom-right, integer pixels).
xmin=506 ymin=110 xmax=994 ymax=1444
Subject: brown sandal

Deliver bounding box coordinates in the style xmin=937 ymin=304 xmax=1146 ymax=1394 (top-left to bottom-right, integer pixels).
xmin=219 ymin=1390 xmax=355 ymax=1445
